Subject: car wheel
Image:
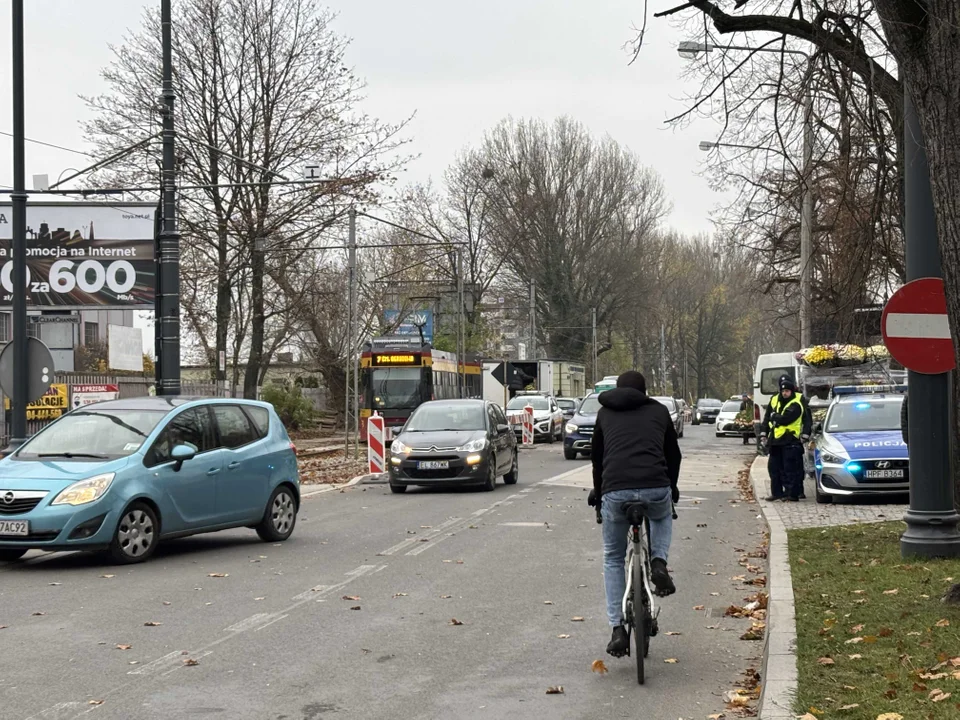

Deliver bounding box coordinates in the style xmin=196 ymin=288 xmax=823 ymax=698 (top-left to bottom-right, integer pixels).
xmin=483 ymin=458 xmax=497 ymax=491
xmin=256 ymin=485 xmax=298 ymax=542
xmin=504 ymin=452 xmax=519 ymax=485
xmin=389 ymin=483 xmax=408 ymax=494
xmin=109 ymin=502 xmax=160 ymax=565
xmin=0 ymin=548 xmax=28 ymax=562
xmin=546 ymin=429 xmax=555 ymax=444
xmin=815 ymin=480 xmax=833 ymax=504
xmin=563 ymin=447 xmax=577 ymax=461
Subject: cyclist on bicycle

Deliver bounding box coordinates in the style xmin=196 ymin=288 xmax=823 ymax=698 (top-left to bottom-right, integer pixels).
xmin=587 ymin=370 xmax=682 ymax=657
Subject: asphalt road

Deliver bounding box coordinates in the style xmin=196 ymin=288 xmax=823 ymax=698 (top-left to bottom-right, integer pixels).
xmin=2 ymin=425 xmax=765 ymax=720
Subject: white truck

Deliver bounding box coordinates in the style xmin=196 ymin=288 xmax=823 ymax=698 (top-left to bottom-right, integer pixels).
xmin=482 ymin=359 xmax=586 ymax=409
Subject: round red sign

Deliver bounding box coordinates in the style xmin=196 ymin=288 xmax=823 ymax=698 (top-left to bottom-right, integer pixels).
xmin=881 ymin=277 xmax=956 ymax=374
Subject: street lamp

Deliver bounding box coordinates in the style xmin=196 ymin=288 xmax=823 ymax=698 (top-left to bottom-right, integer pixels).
xmin=680 ymin=39 xmax=815 ymax=348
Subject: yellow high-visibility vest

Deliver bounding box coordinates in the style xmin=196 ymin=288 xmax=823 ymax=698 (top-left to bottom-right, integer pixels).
xmin=771 ymin=394 xmax=803 ymax=440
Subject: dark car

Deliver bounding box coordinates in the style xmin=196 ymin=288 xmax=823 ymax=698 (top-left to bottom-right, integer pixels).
xmin=388 ymin=399 xmax=518 ymax=493
xmin=653 ymin=396 xmax=684 ymax=438
xmin=563 ymin=393 xmax=601 ymax=460
xmin=556 ymin=397 xmax=580 ymax=425
xmin=692 ymin=398 xmax=722 ymax=425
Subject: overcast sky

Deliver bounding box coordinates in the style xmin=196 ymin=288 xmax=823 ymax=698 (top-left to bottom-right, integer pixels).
xmin=0 ymin=0 xmax=724 ymax=235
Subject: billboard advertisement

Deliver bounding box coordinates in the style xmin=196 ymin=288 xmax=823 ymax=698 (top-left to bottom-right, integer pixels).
xmin=384 ymin=309 xmax=434 ymax=343
xmin=0 ymin=202 xmax=155 ymax=309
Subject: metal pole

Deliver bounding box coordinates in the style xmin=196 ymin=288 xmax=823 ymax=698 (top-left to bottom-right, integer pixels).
xmin=591 ymin=308 xmax=597 ymax=384
xmin=349 ymin=208 xmax=359 ymax=460
xmin=6 ymin=0 xmax=28 ymax=450
xmin=529 ymin=281 xmax=537 ymax=360
xmin=156 ymin=0 xmax=181 ymax=396
xmin=900 ymin=87 xmax=960 ymax=558
xmin=457 ymin=250 xmax=464 ymax=397
xmin=799 ymin=76 xmax=814 ymax=348
xmin=660 ymin=324 xmax=668 ymax=395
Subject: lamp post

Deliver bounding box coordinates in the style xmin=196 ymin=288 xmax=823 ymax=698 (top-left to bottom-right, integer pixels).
xmin=682 ymin=41 xmax=814 ymax=347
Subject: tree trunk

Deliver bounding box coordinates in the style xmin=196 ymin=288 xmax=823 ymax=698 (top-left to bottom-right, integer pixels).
xmin=244 ymin=242 xmax=265 ymax=399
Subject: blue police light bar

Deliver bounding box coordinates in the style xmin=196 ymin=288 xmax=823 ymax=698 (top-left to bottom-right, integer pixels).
xmin=832 ymin=384 xmax=908 ymax=397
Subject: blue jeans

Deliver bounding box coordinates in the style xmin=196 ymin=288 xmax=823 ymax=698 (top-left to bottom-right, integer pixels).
xmin=601 ymin=486 xmax=673 ymax=627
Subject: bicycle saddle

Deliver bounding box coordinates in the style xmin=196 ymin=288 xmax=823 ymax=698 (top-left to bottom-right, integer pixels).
xmin=621 ymin=500 xmax=649 ymax=526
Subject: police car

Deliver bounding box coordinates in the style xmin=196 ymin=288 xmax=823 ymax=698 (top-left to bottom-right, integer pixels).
xmin=813 ymin=385 xmax=907 ymax=504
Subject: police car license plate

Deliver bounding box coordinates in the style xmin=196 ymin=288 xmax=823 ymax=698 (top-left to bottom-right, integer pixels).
xmin=0 ymin=520 xmax=29 ymax=536
xmin=417 ymin=461 xmax=449 ymax=470
xmin=864 ymin=469 xmax=904 ymax=479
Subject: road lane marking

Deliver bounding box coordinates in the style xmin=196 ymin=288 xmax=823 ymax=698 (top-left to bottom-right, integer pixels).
xmin=25 ymin=703 xmax=82 ymax=719
xmin=292 ymin=585 xmax=331 ymax=601
xmin=225 ymin=613 xmax=276 ymax=633
xmin=377 ymin=517 xmax=462 ymax=555
xmin=255 ymin=613 xmax=289 ymax=631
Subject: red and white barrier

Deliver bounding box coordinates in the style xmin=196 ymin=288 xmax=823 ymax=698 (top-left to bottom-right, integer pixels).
xmin=367 ymin=412 xmax=386 ymax=474
xmin=522 ymin=405 xmax=535 ymax=446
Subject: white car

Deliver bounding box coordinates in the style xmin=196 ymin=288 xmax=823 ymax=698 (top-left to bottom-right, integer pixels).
xmin=716 ymin=399 xmax=746 ymax=437
xmin=505 ymin=394 xmax=564 ymax=443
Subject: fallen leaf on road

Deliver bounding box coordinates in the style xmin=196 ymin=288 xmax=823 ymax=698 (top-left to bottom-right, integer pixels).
xmin=883 ymin=588 xmax=899 ymax=595
xmin=143 ymin=621 xmax=162 ymax=627
xmin=182 ymin=658 xmax=200 ymax=666
xmin=693 ymin=605 xmax=705 ymax=611
xmin=162 ymin=601 xmax=171 ymax=606
xmin=664 ymin=658 xmax=678 ymax=664
xmin=817 ymin=657 xmax=835 ymax=665
xmin=440 ymin=595 xmax=452 ymax=599
xmin=557 ymin=634 xmax=570 ymax=639
xmin=116 ymin=644 xmax=132 ymax=650
xmin=665 ymin=631 xmax=682 ymax=636
xmin=545 ymin=686 xmax=564 ymax=694
xmin=49 ymin=582 xmax=61 ymax=586
xmin=349 ymin=606 xmax=361 ymax=611
xmin=707 ymin=715 xmax=724 ymax=720
xmin=591 ymin=659 xmax=608 ymax=674
xmin=935 ymin=618 xmax=950 ymax=627
xmin=31 ymin=612 xmax=45 ymax=616
xmin=342 ymin=595 xmax=361 ymax=601
xmin=571 ymin=617 xmax=585 ymax=622
xmin=929 ymin=689 xmax=951 ymax=702
xmin=449 ymin=618 xmax=464 ymax=626
xmin=100 ymin=574 xmax=115 ymax=579
xmin=0 ymin=625 xmax=7 ymax=630
xmin=702 ymin=571 xmax=717 ymax=576
xmin=543 ymin=601 xmax=554 ymax=605
xmin=456 ymin=560 xmax=464 ymax=564
xmin=207 ymin=573 xmax=228 ymax=578
xmin=88 ymin=700 xmax=104 ymax=706
xmin=254 ymin=597 xmax=264 ymax=601
xmin=418 ymin=538 xmax=429 ymax=542
xmin=710 ymin=592 xmax=720 ymax=597
xmin=392 ymin=593 xmax=408 ymax=598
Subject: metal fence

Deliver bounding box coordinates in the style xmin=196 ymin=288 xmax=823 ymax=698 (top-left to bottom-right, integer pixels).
xmin=0 ymin=374 xmax=258 ymax=446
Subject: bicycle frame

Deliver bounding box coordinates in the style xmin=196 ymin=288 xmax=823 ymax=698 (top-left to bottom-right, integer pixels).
xmin=622 ymin=520 xmax=660 ymax=624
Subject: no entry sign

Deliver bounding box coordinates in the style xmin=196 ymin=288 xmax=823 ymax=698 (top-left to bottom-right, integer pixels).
xmin=882 ymin=277 xmax=956 ymax=374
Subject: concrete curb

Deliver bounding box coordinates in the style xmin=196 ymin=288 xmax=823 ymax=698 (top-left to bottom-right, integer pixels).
xmin=300 ymin=472 xmax=372 ymax=498
xmin=750 ymin=456 xmax=799 ymax=719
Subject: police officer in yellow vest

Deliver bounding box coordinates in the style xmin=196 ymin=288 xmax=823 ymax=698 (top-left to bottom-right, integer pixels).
xmin=760 ymin=375 xmax=805 ymax=502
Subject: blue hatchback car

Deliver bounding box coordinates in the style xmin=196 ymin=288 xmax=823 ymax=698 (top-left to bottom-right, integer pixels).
xmin=0 ymin=397 xmax=300 ymax=564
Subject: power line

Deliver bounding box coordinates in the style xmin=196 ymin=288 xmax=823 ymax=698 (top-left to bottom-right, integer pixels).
xmin=0 ymin=129 xmax=94 ymax=157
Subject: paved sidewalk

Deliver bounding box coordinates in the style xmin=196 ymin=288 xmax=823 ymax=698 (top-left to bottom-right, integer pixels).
xmin=754 ymin=466 xmax=907 ymax=530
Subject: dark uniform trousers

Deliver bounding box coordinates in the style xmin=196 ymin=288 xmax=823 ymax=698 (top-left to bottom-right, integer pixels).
xmin=768 ymin=442 xmax=804 ymax=499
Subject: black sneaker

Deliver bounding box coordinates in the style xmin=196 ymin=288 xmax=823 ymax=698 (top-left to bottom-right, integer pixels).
xmin=784 ymin=496 xmax=800 ymax=502
xmin=607 ymin=625 xmax=629 ymax=657
xmin=764 ymin=495 xmax=784 ymax=502
xmin=651 ymin=558 xmax=676 ymax=597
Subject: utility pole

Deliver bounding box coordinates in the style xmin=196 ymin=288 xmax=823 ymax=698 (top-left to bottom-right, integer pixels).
xmin=457 ymin=250 xmax=465 ymax=397
xmin=156 ymin=0 xmax=181 ymax=396
xmin=899 ymin=88 xmax=960 ymax=558
xmin=799 ymin=79 xmax=814 ymax=349
xmin=660 ymin=324 xmax=668 ymax=395
xmin=7 ymin=0 xmax=28 ymax=450
xmin=591 ymin=308 xmax=598 ymax=384
xmin=348 ymin=208 xmax=359 ymax=460
xmin=529 ymin=281 xmax=537 ymax=360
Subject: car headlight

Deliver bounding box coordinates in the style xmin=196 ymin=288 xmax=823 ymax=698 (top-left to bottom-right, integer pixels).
xmin=819 ymin=451 xmax=846 ymax=465
xmin=51 ymin=473 xmax=115 ymax=506
xmin=458 ymin=438 xmax=487 ymax=452
xmin=391 ymin=439 xmax=412 ymax=454
xmin=565 ymin=423 xmax=578 ymax=434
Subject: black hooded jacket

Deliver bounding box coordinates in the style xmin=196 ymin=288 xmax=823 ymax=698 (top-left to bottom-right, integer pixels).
xmin=591 ymin=387 xmax=682 ymax=498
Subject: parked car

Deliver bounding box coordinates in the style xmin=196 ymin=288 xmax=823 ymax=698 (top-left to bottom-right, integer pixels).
xmin=0 ymin=398 xmax=300 ymax=565
xmin=563 ymin=393 xmax=601 ymax=460
xmin=692 ymin=398 xmax=722 ymax=425
xmin=388 ymin=399 xmax=518 ymax=493
xmin=653 ymin=396 xmax=684 ymax=438
xmin=505 ymin=393 xmax=564 ymax=442
xmin=556 ymin=397 xmax=580 ymax=425
xmin=715 ymin=399 xmax=748 ymax=437
xmin=813 ymin=385 xmax=907 ymax=504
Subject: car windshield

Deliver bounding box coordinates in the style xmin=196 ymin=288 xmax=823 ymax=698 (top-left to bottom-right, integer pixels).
xmin=371 ymin=367 xmax=421 ymax=410
xmin=15 ymin=408 xmax=167 ymax=459
xmin=578 ymin=396 xmax=601 ymax=414
xmin=698 ymin=399 xmax=722 ymax=408
xmin=405 ymin=403 xmax=486 ymax=432
xmin=826 ymin=398 xmax=903 ymax=433
xmin=507 ymin=396 xmax=549 ymax=411
xmin=556 ymin=398 xmax=577 ymax=410
xmin=722 ymin=400 xmax=743 ymax=413
xmin=655 ymin=397 xmax=677 ymax=412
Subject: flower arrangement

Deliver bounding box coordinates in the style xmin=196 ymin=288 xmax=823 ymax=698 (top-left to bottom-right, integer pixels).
xmin=797 ymin=344 xmax=887 ymax=368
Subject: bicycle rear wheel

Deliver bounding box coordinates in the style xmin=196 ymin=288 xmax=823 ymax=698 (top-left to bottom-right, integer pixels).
xmin=633 ymin=550 xmax=646 ymax=684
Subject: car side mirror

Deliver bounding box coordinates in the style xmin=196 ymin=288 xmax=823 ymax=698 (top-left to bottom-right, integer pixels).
xmin=813 ymin=422 xmax=823 ymax=435
xmin=497 ymin=423 xmax=510 ymax=434
xmin=171 ymin=443 xmax=197 ymax=471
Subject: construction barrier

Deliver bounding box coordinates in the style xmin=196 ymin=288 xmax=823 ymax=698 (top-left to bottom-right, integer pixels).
xmin=522 ymin=405 xmax=535 ymax=446
xmin=367 ymin=412 xmax=386 ymax=474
